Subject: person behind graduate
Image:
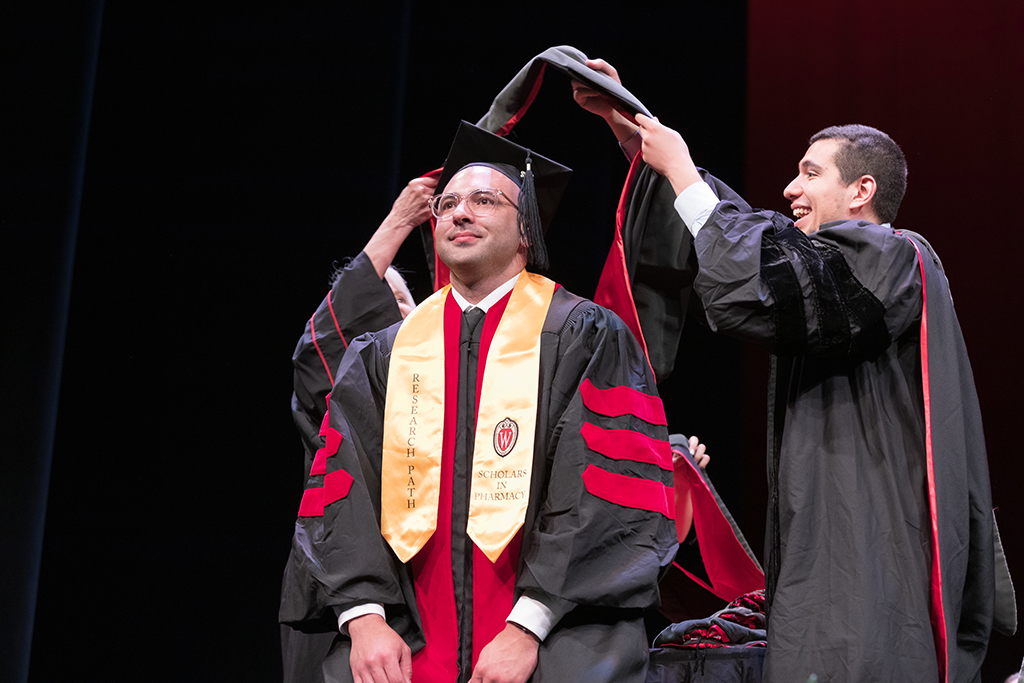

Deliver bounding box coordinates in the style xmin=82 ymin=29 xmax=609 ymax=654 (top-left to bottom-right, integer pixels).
xmin=282 ymin=174 xmax=436 ymax=683
xmin=280 ymin=123 xmax=681 ymax=683
xmin=575 ymin=60 xmax=1013 ymax=682
xmin=290 ymin=174 xmax=437 ymax=468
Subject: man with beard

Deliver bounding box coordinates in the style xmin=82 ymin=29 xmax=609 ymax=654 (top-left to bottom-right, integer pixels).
xmin=280 ymin=122 xmax=678 ymax=683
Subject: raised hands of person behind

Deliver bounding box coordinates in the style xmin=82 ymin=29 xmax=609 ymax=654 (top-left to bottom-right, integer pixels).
xmin=571 ymin=58 xmax=639 ymax=144
xmin=672 ymin=435 xmax=710 ymax=541
xmin=635 ymin=113 xmax=702 ymax=196
xmin=363 ymin=175 xmax=438 ymax=279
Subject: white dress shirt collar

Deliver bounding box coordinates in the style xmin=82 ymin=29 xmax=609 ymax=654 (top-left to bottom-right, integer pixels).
xmin=449 ymin=271 xmax=521 ymax=312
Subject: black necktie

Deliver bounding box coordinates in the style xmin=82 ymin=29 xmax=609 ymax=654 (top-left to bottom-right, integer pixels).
xmin=454 ymin=305 xmax=486 ymax=680
xmin=463 ymin=306 xmax=485 ymax=336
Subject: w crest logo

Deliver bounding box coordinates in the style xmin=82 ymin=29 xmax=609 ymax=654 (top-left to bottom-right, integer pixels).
xmin=493 ymin=417 xmax=518 ymax=457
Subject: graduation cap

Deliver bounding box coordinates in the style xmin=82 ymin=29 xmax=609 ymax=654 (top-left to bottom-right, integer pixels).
xmin=435 ymin=121 xmax=572 ymax=271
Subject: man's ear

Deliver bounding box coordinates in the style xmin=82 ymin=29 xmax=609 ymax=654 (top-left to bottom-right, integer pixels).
xmin=849 ymin=174 xmax=877 ymax=213
xmin=519 ymin=225 xmax=532 ymax=249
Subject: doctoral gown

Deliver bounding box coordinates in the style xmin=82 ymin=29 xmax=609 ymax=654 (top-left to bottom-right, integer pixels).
xmin=280 ymin=282 xmax=679 ymax=683
xmin=685 ymin=173 xmax=997 ymax=683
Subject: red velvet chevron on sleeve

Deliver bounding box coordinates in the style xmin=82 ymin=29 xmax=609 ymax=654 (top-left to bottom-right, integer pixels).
xmin=579 ymin=379 xmax=673 ymax=516
xmin=581 ymin=465 xmax=675 ymax=519
xmin=297 ymin=403 xmax=352 ymax=517
xmin=579 ymin=378 xmax=667 ymax=425
xmin=580 ymin=422 xmax=671 ymax=470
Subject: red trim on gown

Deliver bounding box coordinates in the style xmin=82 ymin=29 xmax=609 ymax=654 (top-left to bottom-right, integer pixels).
xmin=903 ymin=235 xmax=947 ymax=683
xmin=593 ymin=149 xmax=651 ymax=364
xmin=579 ymin=378 xmax=667 ymax=425
xmin=671 ymin=454 xmax=764 ymax=602
xmin=580 ymin=422 xmax=671 ymax=469
xmin=470 ymin=292 xmax=518 ymax=670
xmin=581 ymin=464 xmax=675 ymax=518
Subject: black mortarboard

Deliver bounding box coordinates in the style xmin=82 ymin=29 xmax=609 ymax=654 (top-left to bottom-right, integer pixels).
xmin=435 ymin=121 xmax=572 ymax=270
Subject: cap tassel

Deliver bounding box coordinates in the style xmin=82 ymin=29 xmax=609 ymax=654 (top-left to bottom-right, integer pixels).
xmin=518 ymin=152 xmax=549 ymax=270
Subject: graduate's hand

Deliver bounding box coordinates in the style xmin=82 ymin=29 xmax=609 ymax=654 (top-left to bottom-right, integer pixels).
xmin=348 ymin=613 xmax=412 ymax=683
xmin=470 ymin=622 xmax=539 ymax=683
xmin=635 ymin=113 xmax=703 ymax=197
xmin=572 ymin=59 xmax=638 ymax=143
xmin=365 ymin=175 xmax=438 ymax=278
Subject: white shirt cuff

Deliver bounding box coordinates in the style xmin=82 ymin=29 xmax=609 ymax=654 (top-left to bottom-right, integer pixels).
xmin=507 ymin=595 xmax=560 ymax=641
xmin=673 ymin=180 xmax=720 ymax=236
xmin=336 ymin=603 xmax=386 ymax=635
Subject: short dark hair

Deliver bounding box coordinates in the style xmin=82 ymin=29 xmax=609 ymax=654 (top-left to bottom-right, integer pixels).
xmin=809 ymin=124 xmax=907 ymax=224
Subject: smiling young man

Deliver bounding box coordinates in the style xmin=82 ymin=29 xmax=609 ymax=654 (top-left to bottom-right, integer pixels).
xmin=572 ymin=58 xmax=1006 ymax=682
xmin=626 ymin=113 xmax=1004 ymax=682
xmin=783 ymin=129 xmax=905 ymax=236
xmin=280 ymin=122 xmax=678 ymax=683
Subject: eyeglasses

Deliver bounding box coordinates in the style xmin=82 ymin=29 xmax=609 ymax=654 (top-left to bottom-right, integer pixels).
xmin=427 ymin=188 xmax=518 ymax=220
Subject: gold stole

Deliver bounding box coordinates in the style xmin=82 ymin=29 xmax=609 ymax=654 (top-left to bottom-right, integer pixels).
xmin=380 ymin=272 xmax=555 ymax=563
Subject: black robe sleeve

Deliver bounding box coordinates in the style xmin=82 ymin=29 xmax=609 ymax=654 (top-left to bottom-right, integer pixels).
xmin=692 ymin=173 xmax=922 ymax=358
xmin=517 ymin=298 xmax=679 ymax=610
xmin=280 ymin=323 xmax=425 ymax=648
xmin=280 ymin=253 xmax=404 ymax=640
xmin=290 ymin=251 xmax=402 ymax=475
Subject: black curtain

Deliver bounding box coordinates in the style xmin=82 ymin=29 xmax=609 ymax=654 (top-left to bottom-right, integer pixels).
xmin=0 ymin=4 xmax=104 ymax=683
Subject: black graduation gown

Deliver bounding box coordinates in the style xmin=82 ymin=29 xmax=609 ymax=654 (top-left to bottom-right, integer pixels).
xmin=688 ymin=174 xmax=996 ymax=683
xmin=280 ymin=284 xmax=679 ymax=683
xmin=282 ymin=251 xmax=404 ymax=683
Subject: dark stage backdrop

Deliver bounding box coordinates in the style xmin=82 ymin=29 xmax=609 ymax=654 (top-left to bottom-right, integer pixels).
xmin=7 ymin=1 xmax=1019 ymax=681
xmin=1 ymin=4 xmax=104 ymax=683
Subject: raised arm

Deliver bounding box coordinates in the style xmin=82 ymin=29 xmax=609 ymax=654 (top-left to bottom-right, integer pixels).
xmin=634 ymin=113 xmax=703 ymax=196
xmin=292 ymin=175 xmax=438 ymax=456
xmin=363 ymin=175 xmax=437 ymax=279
